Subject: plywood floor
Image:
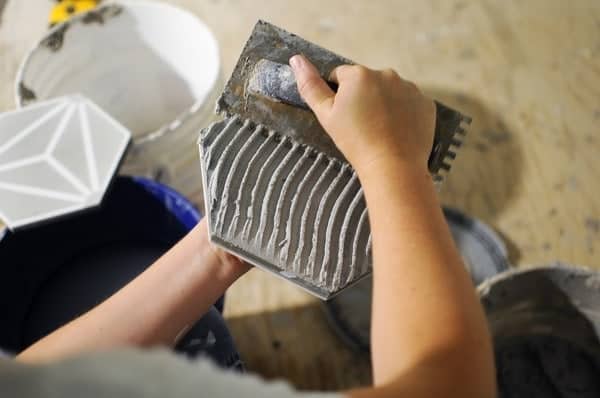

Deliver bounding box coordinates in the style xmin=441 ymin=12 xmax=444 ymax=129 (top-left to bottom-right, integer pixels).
xmin=1 ymin=0 xmax=599 ymax=392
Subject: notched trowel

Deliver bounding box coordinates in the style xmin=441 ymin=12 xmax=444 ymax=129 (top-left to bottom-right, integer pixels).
xmin=199 ymin=20 xmax=471 ymax=299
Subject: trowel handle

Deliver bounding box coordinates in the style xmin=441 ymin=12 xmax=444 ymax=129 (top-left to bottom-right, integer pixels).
xmin=248 ymin=59 xmax=337 ymax=110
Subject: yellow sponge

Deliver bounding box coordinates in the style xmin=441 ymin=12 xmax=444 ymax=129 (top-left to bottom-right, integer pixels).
xmin=49 ymin=0 xmax=99 ymax=26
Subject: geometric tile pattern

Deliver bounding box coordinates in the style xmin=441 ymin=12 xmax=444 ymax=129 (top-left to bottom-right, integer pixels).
xmin=0 ymin=95 xmax=131 ymax=230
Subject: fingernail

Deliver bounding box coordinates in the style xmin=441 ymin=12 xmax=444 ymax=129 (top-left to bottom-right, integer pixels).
xmin=289 ymin=54 xmax=303 ymax=71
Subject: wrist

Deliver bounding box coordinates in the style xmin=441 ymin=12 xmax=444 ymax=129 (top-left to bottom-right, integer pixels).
xmin=208 ymin=242 xmax=250 ymax=282
xmin=193 ymin=219 xmax=250 ymax=283
xmin=356 ymin=155 xmax=438 ymax=216
xmin=355 ymin=154 xmax=430 ymax=187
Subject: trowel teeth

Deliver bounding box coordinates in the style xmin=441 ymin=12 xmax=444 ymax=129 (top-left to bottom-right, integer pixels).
xmin=446 ymin=150 xmax=457 ymax=160
xmin=440 ymin=161 xmax=452 ymax=171
xmin=457 ymin=126 xmax=467 ymax=135
xmin=451 ymin=138 xmax=463 ymax=147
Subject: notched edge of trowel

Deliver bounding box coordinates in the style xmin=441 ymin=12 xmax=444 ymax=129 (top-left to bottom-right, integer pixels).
xmin=429 ymin=102 xmax=471 ymax=184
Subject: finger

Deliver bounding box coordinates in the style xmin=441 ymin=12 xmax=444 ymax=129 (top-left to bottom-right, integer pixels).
xmin=328 ymin=64 xmax=354 ymax=84
xmin=289 ymin=54 xmax=335 ymax=118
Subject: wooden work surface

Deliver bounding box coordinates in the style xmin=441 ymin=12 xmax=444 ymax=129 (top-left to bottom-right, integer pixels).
xmin=1 ymin=0 xmax=599 ymax=392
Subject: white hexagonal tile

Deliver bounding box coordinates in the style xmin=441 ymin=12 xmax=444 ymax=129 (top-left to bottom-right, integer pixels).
xmin=0 ymin=95 xmax=131 ymax=229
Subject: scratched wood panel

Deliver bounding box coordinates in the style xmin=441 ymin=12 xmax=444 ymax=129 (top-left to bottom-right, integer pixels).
xmin=1 ymin=0 xmax=599 ymax=392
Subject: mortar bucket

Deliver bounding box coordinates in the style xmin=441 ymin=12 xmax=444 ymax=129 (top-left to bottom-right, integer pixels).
xmin=478 ymin=264 xmax=600 ymax=397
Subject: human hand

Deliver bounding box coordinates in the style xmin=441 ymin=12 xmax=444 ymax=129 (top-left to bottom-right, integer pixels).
xmin=289 ymin=54 xmax=435 ymax=175
xmin=209 ymin=244 xmax=252 ymax=279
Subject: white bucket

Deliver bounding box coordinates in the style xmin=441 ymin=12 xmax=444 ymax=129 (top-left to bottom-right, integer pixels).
xmin=15 ymin=1 xmax=221 ymax=205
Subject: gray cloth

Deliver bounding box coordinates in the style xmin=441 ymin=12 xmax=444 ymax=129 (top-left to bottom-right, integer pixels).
xmin=0 ymin=349 xmax=343 ymax=398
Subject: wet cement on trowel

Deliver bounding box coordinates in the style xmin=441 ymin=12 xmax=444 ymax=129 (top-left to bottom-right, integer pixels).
xmin=496 ymin=334 xmax=600 ymax=398
xmin=200 ymin=115 xmax=372 ymax=297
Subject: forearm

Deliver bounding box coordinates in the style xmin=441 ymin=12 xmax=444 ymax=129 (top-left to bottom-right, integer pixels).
xmin=357 ymin=158 xmax=495 ymax=396
xmin=17 ymin=219 xmax=242 ymax=363
xmin=288 ymin=56 xmax=494 ymax=398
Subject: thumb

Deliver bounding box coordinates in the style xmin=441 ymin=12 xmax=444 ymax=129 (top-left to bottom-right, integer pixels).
xmin=289 ymin=55 xmax=334 ymax=120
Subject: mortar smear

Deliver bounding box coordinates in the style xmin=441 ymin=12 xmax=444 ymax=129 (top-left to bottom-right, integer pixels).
xmin=199 ymin=115 xmax=372 ymax=297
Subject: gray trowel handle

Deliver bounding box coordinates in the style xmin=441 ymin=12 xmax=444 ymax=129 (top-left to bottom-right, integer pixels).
xmin=247 ymin=59 xmax=336 ymax=109
xmin=247 ymin=58 xmax=468 ymax=175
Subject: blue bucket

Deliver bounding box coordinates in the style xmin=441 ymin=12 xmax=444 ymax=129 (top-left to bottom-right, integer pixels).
xmin=0 ymin=176 xmax=211 ymax=353
xmin=131 ymin=176 xmax=201 ymax=230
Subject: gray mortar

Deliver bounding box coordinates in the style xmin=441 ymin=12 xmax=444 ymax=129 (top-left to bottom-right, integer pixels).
xmin=337 ymin=186 xmax=366 ymax=285
xmin=325 ymin=174 xmax=360 ymax=288
xmin=199 ymin=116 xmax=371 ymax=298
xmin=479 ymin=264 xmax=600 ymax=398
xmin=269 ymin=147 xmax=312 ymax=255
xmin=283 ymin=151 xmax=325 ymax=271
xmin=257 ymin=142 xmax=302 ymax=249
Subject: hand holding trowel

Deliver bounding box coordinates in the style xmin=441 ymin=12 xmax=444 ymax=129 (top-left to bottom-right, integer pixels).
xmin=199 ymin=21 xmax=471 ymax=299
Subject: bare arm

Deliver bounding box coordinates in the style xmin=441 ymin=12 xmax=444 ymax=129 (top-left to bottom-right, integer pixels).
xmin=17 ymin=219 xmax=249 ymax=363
xmin=290 ymin=55 xmax=496 ymax=398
